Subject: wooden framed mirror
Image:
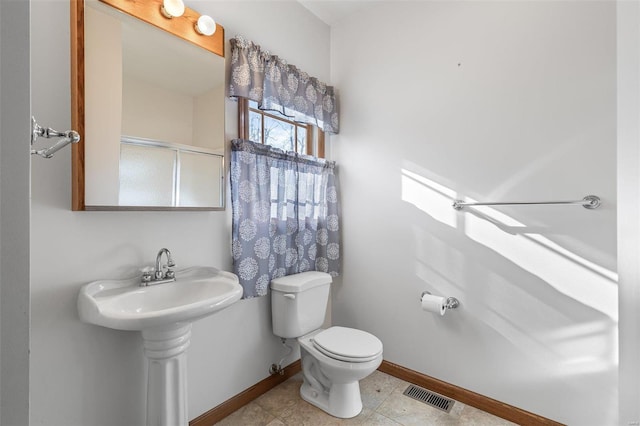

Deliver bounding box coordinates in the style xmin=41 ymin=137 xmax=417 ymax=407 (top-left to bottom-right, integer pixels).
xmin=71 ymin=0 xmax=226 ymax=211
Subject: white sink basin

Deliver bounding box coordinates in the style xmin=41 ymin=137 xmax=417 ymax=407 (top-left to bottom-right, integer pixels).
xmin=78 ymin=266 xmax=242 ymax=331
xmin=78 ymin=265 xmax=243 ymax=426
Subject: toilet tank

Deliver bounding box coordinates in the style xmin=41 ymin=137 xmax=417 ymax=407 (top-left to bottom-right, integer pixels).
xmin=271 ymin=271 xmax=332 ymax=339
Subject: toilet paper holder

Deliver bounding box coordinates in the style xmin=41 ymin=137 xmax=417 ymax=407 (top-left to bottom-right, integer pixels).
xmin=421 ymin=291 xmax=460 ymax=310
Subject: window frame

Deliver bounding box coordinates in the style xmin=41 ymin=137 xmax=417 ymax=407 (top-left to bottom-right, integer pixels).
xmin=238 ymin=97 xmax=325 ymax=158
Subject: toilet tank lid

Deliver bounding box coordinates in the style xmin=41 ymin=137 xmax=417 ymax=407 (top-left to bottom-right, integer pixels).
xmin=270 ymin=271 xmax=332 ymax=292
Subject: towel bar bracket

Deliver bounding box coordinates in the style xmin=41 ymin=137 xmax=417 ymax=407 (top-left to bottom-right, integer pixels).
xmin=582 ymin=195 xmax=601 ymax=209
xmin=30 ymin=116 xmax=80 ymax=159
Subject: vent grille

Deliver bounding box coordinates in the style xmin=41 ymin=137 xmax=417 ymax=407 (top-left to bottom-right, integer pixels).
xmin=402 ymin=384 xmax=454 ymax=413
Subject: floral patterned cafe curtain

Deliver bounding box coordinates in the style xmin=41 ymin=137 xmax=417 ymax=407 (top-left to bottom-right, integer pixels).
xmin=229 ymin=36 xmax=339 ymax=134
xmin=230 ymin=139 xmax=341 ymax=298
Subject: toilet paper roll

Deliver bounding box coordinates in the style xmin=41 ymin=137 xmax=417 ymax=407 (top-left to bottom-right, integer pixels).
xmin=421 ymin=293 xmax=446 ymax=315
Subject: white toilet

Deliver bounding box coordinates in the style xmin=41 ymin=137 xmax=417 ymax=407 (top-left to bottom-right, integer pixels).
xmin=270 ymin=271 xmax=383 ymax=418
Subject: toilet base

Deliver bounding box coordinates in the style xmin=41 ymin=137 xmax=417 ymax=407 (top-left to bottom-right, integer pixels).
xmin=300 ymin=381 xmax=363 ymax=418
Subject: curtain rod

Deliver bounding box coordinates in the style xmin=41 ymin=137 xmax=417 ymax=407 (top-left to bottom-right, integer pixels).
xmin=452 ymin=195 xmax=601 ymax=210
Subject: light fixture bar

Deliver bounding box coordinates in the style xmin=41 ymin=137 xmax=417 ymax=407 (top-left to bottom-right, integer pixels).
xmin=98 ymin=0 xmax=225 ymax=57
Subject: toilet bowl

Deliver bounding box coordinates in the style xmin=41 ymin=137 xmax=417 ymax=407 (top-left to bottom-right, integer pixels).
xmin=270 ymin=272 xmax=384 ymax=418
xmin=298 ymin=327 xmax=383 ymax=418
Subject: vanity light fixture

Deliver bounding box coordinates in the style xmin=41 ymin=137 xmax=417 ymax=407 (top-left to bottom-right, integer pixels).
xmin=195 ymin=15 xmax=216 ymax=36
xmin=160 ymin=0 xmax=185 ymax=19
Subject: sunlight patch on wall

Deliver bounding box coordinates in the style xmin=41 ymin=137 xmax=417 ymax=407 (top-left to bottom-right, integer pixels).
xmin=416 ymin=257 xmax=616 ymax=377
xmin=482 ymin=309 xmax=616 ymax=377
xmin=544 ymin=321 xmax=617 ymax=375
xmin=464 ymin=207 xmax=618 ymax=320
xmin=401 ymin=169 xmax=457 ymax=228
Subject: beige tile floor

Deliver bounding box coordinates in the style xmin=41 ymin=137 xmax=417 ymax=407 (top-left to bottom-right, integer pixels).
xmin=216 ymin=370 xmax=517 ymax=425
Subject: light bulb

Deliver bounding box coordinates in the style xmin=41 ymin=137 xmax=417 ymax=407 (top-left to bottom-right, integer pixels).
xmin=195 ymin=15 xmax=216 ymax=36
xmin=160 ymin=0 xmax=185 ymax=18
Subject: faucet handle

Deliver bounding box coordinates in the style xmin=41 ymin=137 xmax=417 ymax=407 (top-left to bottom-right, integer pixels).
xmin=141 ymin=268 xmax=153 ymax=285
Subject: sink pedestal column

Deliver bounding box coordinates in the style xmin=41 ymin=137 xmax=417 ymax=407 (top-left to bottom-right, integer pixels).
xmin=142 ymin=323 xmax=192 ymax=426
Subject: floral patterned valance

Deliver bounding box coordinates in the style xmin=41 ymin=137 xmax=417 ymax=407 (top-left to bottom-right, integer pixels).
xmin=229 ymin=36 xmax=339 ymax=134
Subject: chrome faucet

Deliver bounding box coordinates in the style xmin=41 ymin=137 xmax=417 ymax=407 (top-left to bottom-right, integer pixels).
xmin=141 ymin=248 xmax=176 ymax=286
xmin=155 ymin=248 xmax=175 ymax=280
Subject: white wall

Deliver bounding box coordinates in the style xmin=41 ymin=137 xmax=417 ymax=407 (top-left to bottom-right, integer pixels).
xmin=193 ymin=86 xmax=225 ymax=151
xmin=331 ymin=2 xmax=617 ymax=425
xmin=617 ymin=1 xmax=640 ymax=424
xmin=29 ymin=1 xmax=329 ymax=425
xmin=0 ymin=0 xmax=31 ymax=424
xmin=122 ymin=75 xmax=194 ymax=145
xmin=85 ymin=5 xmax=122 ymax=206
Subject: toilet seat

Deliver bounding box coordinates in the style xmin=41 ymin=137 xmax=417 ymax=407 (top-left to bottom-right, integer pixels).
xmin=311 ymin=326 xmax=382 ymax=363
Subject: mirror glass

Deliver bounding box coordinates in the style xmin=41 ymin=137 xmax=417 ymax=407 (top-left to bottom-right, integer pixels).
xmin=81 ymin=0 xmax=225 ymax=209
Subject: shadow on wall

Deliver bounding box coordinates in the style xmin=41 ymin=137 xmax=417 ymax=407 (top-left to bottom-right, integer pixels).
xmin=400 ymin=162 xmax=617 ymax=381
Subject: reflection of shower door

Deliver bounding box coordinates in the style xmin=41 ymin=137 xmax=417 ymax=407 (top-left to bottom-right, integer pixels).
xmin=118 ymin=137 xmax=223 ymax=208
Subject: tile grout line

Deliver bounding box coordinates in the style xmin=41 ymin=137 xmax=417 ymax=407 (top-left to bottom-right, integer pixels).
xmin=369 ymin=377 xmax=410 ymax=417
xmin=371 ymin=378 xmax=413 ymax=425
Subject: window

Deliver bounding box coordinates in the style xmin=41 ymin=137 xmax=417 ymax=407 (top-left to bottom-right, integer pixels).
xmin=238 ymin=98 xmax=325 ymax=158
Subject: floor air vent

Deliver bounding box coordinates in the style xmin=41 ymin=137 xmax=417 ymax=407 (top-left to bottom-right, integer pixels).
xmin=402 ymin=384 xmax=455 ymax=413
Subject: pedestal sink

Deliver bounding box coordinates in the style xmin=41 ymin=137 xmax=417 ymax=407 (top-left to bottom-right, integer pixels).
xmin=77 ymin=266 xmax=243 ymax=426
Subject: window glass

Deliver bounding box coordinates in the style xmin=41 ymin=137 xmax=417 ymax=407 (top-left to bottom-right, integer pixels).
xmin=248 ymin=109 xmax=262 ymax=143
xmin=297 ymin=127 xmax=307 ymax=155
xmin=248 ymin=100 xmax=309 ymax=155
xmin=264 ymin=115 xmax=295 ymax=152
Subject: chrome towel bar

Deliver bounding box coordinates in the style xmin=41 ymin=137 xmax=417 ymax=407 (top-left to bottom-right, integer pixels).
xmin=452 ymin=195 xmax=601 ymax=210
